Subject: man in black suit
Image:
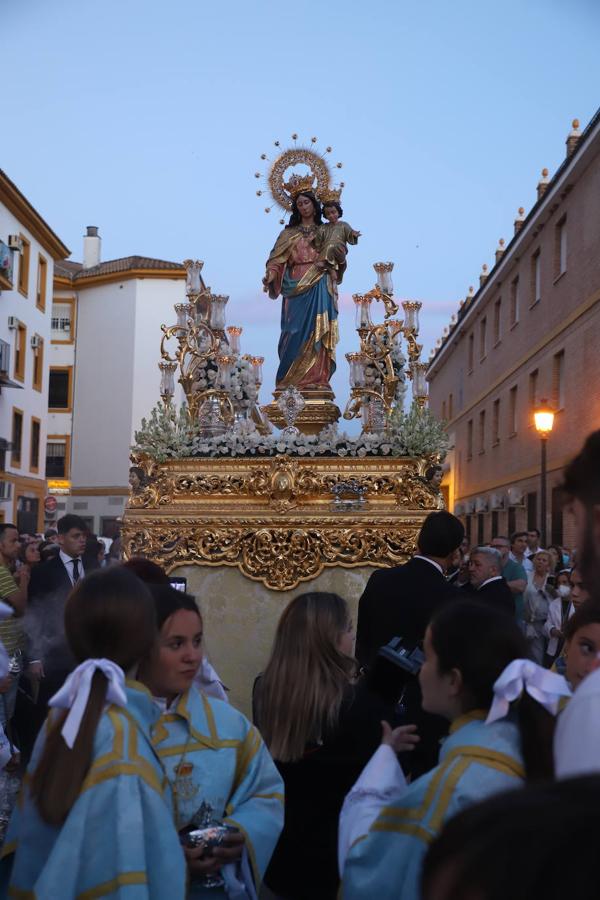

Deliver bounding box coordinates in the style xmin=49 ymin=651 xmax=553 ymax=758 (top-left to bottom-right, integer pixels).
xmin=467 ymin=546 xmax=515 ymax=616
xmin=356 ymin=511 xmax=465 ymax=776
xmin=356 ymin=511 xmax=465 ymax=667
xmin=22 ymin=514 xmax=92 ymax=756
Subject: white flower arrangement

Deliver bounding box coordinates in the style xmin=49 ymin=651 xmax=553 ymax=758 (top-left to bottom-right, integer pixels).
xmin=192 ymin=351 xmax=257 ymax=414
xmin=133 ymin=401 xmax=449 ymax=462
xmin=363 ymin=343 xmax=407 ymax=407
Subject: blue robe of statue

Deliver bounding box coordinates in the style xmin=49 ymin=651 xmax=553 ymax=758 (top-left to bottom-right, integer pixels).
xmin=152 ymin=686 xmax=284 ymax=899
xmin=0 ymin=681 xmax=187 ymax=899
xmin=341 ymin=712 xmax=525 ymax=900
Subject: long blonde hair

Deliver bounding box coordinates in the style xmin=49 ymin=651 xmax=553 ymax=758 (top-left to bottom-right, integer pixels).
xmin=256 ymin=592 xmax=356 ymax=762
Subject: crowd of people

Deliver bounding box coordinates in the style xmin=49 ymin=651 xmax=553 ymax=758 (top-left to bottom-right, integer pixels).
xmin=0 ymin=431 xmax=599 ymax=898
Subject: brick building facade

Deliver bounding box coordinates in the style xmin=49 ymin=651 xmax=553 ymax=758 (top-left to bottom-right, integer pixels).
xmin=427 ymin=110 xmax=600 ymax=551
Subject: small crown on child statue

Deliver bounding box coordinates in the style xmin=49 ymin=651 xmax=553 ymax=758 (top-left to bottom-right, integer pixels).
xmin=284 ymin=173 xmax=316 ymax=200
xmin=318 ymin=185 xmax=343 ymax=205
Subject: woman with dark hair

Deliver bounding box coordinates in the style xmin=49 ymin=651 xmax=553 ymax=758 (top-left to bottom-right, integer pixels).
xmin=1 ymin=568 xmax=186 ymax=898
xmin=137 ymin=585 xmax=283 ymax=899
xmin=341 ymin=600 xmax=565 ymax=900
xmin=262 ymin=191 xmax=339 ymax=390
xmin=254 ymin=591 xmax=413 ymax=900
xmin=17 ymin=538 xmax=40 ymax=573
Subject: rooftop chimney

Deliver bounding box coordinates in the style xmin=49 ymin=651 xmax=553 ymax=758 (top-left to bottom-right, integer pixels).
xmin=537 ymin=168 xmax=549 ymax=200
xmin=83 ymin=226 xmax=101 ymax=269
xmin=566 ymin=119 xmax=581 ymax=158
xmin=514 ymin=207 xmax=525 ymax=234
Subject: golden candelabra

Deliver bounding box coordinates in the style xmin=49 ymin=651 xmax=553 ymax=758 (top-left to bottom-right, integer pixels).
xmin=158 ymin=260 xmax=268 ymax=434
xmin=343 ymin=262 xmax=428 ymax=431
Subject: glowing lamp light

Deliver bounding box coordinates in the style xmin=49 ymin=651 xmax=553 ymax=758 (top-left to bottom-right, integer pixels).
xmin=533 ymin=400 xmax=555 ymax=437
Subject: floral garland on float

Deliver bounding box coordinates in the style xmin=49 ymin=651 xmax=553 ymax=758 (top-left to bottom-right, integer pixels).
xmin=133 ymin=402 xmax=449 ymax=462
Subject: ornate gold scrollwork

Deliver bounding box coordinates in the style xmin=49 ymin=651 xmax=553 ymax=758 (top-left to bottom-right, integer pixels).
xmin=123 ymin=455 xmax=441 ymax=589
xmin=122 ymin=519 xmax=422 ymax=591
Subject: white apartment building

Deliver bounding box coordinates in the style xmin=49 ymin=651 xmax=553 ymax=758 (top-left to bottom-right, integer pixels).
xmin=51 ymin=230 xmax=188 ymax=535
xmin=0 ymin=170 xmax=69 ymax=532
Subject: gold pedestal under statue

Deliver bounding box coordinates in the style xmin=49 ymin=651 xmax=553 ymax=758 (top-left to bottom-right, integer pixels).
xmin=123 ymin=453 xmax=440 ymax=714
xmin=262 ymin=387 xmax=341 ymax=435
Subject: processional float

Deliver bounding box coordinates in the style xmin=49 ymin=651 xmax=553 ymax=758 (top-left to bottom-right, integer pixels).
xmin=122 ymin=136 xmax=446 ymax=710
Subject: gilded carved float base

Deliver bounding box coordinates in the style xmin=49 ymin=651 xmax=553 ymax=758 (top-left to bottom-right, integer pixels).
xmin=123 ymin=454 xmax=441 ymax=591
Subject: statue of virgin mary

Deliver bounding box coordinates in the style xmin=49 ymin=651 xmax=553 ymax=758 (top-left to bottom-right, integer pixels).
xmin=263 ymin=190 xmax=338 ymax=391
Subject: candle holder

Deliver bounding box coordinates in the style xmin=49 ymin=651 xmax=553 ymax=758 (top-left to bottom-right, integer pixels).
xmin=157 ymin=262 xmax=268 ymax=434
xmin=344 ymin=261 xmax=426 ymax=432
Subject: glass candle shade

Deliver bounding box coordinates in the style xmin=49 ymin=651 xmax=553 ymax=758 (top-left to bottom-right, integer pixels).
xmin=210 ymin=295 xmax=229 ymax=331
xmin=402 ymin=301 xmax=422 ymax=333
xmin=374 ymin=261 xmax=394 ymax=295
xmin=250 ymin=355 xmax=264 ymax=385
xmin=184 ymin=259 xmax=204 ymax=295
xmin=226 ymin=326 xmax=242 ymax=356
xmin=354 ymin=294 xmax=372 ymax=329
xmin=216 ymin=354 xmax=235 ymax=391
xmin=346 ymin=352 xmax=366 ymax=388
xmin=387 ymin=320 xmax=403 ymax=346
xmin=411 ymin=362 xmax=428 ymax=400
xmin=159 ymin=361 xmax=177 ymax=399
xmin=174 ymin=303 xmax=188 ymax=328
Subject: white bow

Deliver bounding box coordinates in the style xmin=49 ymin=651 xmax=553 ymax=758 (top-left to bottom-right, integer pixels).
xmin=49 ymin=659 xmax=127 ymax=748
xmin=486 ymin=658 xmax=572 ymax=724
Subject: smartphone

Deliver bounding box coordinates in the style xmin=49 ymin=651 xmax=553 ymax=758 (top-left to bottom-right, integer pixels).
xmin=168 ymin=576 xmax=187 ymax=593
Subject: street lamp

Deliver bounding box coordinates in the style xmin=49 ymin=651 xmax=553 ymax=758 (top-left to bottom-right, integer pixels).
xmin=533 ymin=399 xmax=555 ymax=547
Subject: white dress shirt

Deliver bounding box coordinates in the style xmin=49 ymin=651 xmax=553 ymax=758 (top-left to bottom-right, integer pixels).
xmin=413 ymin=555 xmax=444 ymax=576
xmin=59 ymin=549 xmax=85 ymax=586
xmin=479 ymin=575 xmax=503 ymax=590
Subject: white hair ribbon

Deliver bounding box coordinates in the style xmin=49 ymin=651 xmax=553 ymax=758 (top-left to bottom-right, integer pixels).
xmin=49 ymin=659 xmax=127 ymax=748
xmin=486 ymin=658 xmax=572 ymax=725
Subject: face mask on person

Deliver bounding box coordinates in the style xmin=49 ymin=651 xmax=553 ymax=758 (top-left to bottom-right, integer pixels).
xmin=557 ymin=584 xmax=571 ymax=598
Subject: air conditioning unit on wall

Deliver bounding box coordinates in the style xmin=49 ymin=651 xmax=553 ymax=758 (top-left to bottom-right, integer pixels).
xmin=491 ymin=493 xmax=505 ymax=510
xmin=465 ymin=499 xmax=475 ymax=514
xmin=476 ymin=497 xmax=488 ymax=513
xmin=507 ymin=487 xmax=526 ymax=507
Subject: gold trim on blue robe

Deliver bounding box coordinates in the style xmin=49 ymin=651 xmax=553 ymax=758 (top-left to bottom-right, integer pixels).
xmin=1 ymin=681 xmax=187 ymax=899
xmin=152 ymin=686 xmax=284 ymax=899
xmin=341 ymin=711 xmax=525 ymax=900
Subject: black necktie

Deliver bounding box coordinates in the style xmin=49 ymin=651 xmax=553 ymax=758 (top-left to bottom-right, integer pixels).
xmin=72 ymin=558 xmax=80 ymax=584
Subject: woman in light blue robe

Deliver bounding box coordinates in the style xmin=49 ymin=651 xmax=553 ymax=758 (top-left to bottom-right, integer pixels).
xmin=0 ymin=568 xmax=187 ymax=899
xmin=341 ymin=600 xmax=560 ymax=900
xmin=138 ymin=585 xmax=284 ymax=899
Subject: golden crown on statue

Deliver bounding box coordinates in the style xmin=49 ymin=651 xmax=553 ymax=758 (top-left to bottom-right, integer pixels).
xmin=284 ymin=172 xmax=317 ymax=199
xmin=319 ymin=184 xmax=344 ymax=205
